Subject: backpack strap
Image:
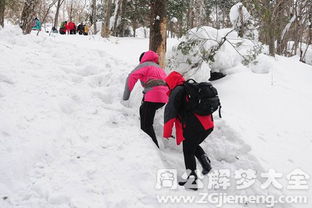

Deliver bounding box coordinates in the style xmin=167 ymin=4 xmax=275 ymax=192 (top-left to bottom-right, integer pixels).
xmin=218 ymin=105 xmax=222 ymax=118
xmin=185 ymin=79 xmax=197 ymax=84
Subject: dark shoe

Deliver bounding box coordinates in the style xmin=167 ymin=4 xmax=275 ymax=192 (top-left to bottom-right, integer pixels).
xmin=178 ymin=175 xmax=198 ymax=191
xmin=198 ymin=154 xmax=212 ymax=175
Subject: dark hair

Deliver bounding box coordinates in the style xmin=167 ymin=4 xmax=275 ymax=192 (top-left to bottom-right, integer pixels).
xmin=139 ymin=52 xmax=145 ymax=62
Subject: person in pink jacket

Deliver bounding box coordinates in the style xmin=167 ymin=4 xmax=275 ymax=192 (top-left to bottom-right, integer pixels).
xmin=123 ymin=51 xmax=169 ymax=148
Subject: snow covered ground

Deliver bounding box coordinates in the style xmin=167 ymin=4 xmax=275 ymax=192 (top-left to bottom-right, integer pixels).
xmin=0 ymin=25 xmax=311 ymax=208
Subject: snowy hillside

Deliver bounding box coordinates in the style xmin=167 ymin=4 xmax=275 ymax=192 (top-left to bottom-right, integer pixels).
xmin=0 ymin=25 xmax=311 ymax=208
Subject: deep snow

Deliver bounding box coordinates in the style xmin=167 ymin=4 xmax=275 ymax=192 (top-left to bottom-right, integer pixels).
xmin=0 ymin=25 xmax=311 ymax=208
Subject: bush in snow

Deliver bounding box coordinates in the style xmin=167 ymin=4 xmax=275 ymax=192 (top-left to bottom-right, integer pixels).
xmin=167 ymin=26 xmax=263 ymax=81
xmin=166 ymin=3 xmax=264 ymax=80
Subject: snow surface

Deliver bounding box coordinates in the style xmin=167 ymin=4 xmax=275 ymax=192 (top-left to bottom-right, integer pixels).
xmin=0 ymin=24 xmax=312 ymax=208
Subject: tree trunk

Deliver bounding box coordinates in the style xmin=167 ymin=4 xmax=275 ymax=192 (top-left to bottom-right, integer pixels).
xmin=20 ymin=0 xmax=39 ymax=34
xmin=142 ymin=22 xmax=147 ymax=38
xmin=178 ymin=18 xmax=183 ymax=38
xmin=132 ymin=21 xmax=137 ymax=37
xmin=264 ymin=1 xmax=275 ymax=57
xmin=300 ymin=25 xmax=311 ymax=62
xmin=112 ymin=0 xmax=122 ymax=36
xmin=268 ymin=21 xmax=275 ymax=57
xmin=92 ymin=0 xmax=97 ymax=33
xmin=117 ymin=0 xmax=127 ymax=37
xmin=215 ymin=3 xmax=219 ymax=29
xmin=169 ymin=21 xmax=172 ymax=38
xmin=238 ymin=5 xmax=245 ymax=37
xmin=0 ymin=0 xmax=5 ymax=28
xmin=149 ymin=0 xmax=167 ymax=68
xmin=54 ymin=0 xmax=61 ymax=28
xmin=68 ymin=1 xmax=73 ymax=22
xmin=186 ymin=0 xmax=192 ymax=30
xmin=54 ymin=0 xmax=64 ymax=28
xmin=101 ymin=0 xmax=112 ymax=38
xmin=276 ymin=0 xmax=286 ymax=55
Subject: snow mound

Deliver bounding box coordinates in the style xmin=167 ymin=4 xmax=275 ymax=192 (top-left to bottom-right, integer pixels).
xmin=250 ymin=54 xmax=274 ymax=74
xmin=167 ymin=26 xmax=260 ymax=80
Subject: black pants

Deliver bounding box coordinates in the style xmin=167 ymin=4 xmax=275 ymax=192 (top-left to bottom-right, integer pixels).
xmin=182 ymin=128 xmax=213 ymax=174
xmin=140 ymin=101 xmax=165 ymax=148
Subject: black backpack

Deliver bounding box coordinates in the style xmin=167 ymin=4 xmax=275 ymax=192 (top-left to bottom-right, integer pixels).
xmin=183 ymin=79 xmax=222 ymax=117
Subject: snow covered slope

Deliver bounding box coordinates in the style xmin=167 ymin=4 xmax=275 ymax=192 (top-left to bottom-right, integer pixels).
xmin=0 ymin=25 xmax=311 ymax=208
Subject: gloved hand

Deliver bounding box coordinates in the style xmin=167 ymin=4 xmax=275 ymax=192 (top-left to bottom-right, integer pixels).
xmin=120 ymin=99 xmax=130 ymax=108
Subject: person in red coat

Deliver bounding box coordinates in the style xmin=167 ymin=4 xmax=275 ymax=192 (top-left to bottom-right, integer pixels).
xmin=163 ymin=71 xmax=214 ymax=190
xmin=123 ymin=51 xmax=169 ymax=148
xmin=66 ymin=21 xmax=76 ymax=34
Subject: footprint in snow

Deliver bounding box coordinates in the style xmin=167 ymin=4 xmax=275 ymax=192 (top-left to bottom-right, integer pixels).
xmin=88 ymin=74 xmax=109 ymax=88
xmin=0 ymin=74 xmax=14 ymax=85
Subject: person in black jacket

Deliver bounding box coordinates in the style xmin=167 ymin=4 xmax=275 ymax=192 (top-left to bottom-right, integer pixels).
xmin=77 ymin=23 xmax=84 ymax=35
xmin=163 ymin=71 xmax=213 ymax=190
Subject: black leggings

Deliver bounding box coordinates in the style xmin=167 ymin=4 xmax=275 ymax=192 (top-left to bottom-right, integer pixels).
xmin=182 ymin=128 xmax=213 ymax=173
xmin=140 ymin=101 xmax=165 ymax=148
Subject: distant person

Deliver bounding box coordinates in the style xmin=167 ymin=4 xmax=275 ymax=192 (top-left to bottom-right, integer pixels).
xmin=32 ymin=17 xmax=41 ymax=31
xmin=51 ymin=26 xmax=58 ymax=33
xmin=59 ymin=21 xmax=67 ymax=35
xmin=122 ymin=51 xmax=169 ymax=148
xmin=163 ymin=71 xmax=214 ymax=190
xmin=67 ymin=21 xmax=76 ymax=34
xmin=77 ymin=23 xmax=84 ymax=35
xmin=83 ymin=24 xmax=89 ymax=35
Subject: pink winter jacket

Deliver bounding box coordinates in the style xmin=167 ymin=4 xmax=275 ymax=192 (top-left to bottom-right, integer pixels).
xmin=123 ymin=51 xmax=169 ymax=103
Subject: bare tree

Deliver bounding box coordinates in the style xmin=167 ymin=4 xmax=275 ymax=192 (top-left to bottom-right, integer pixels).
xmin=101 ymin=0 xmax=112 ymax=38
xmin=3 ymin=0 xmax=23 ymax=24
xmin=68 ymin=0 xmax=74 ymax=21
xmin=149 ymin=0 xmax=167 ymax=68
xmin=112 ymin=0 xmax=121 ymax=36
xmin=20 ymin=0 xmax=40 ymax=34
xmin=65 ymin=0 xmax=88 ymax=23
xmin=0 ymin=0 xmax=5 ymax=27
xmin=248 ymin=0 xmax=277 ymax=56
xmin=186 ymin=0 xmax=194 ymax=30
xmin=91 ymin=0 xmax=97 ymax=33
xmin=54 ymin=0 xmax=65 ymax=28
xmin=237 ymin=4 xmax=245 ymax=37
xmin=300 ymin=1 xmax=312 ymax=62
xmin=37 ymin=0 xmax=58 ymax=35
xmin=118 ymin=0 xmax=128 ymax=37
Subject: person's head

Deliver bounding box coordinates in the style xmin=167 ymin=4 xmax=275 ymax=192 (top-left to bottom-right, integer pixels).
xmin=139 ymin=50 xmax=159 ymax=64
xmin=165 ymin=71 xmax=185 ymax=91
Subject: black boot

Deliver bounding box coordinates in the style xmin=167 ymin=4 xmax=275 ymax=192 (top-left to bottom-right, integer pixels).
xmin=178 ymin=172 xmax=198 ymax=191
xmin=198 ymin=154 xmax=212 ymax=175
